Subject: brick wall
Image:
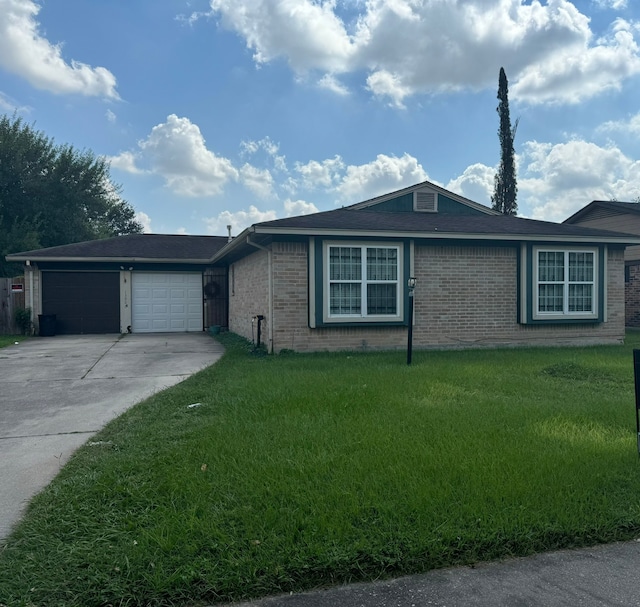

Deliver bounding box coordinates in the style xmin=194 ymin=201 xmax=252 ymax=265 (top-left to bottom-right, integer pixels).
xmin=229 ymin=241 xmax=626 ymax=352
xmin=228 ymin=249 xmax=271 ymax=347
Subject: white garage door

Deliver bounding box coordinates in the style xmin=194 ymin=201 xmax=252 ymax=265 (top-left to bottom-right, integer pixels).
xmin=132 ymin=272 xmax=203 ymax=333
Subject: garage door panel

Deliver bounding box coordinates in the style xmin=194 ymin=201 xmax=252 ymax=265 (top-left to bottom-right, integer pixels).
xmin=42 ymin=272 xmax=120 ymax=335
xmin=132 ymin=272 xmax=202 ymax=333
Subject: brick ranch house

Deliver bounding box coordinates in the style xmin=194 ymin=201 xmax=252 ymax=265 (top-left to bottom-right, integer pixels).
xmin=7 ymin=181 xmax=640 ymax=351
xmin=563 ymin=201 xmax=640 ymax=327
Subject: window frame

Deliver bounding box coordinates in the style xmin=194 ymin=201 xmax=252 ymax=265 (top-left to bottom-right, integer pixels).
xmin=321 ymin=241 xmax=404 ymax=324
xmin=532 ymin=246 xmax=599 ymax=321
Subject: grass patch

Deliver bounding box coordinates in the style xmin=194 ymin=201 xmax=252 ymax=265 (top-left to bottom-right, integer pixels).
xmin=0 ymin=335 xmax=27 ymax=349
xmin=2 ymin=333 xmax=640 ymax=605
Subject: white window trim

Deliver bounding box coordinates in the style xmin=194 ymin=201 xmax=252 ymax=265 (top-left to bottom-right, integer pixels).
xmin=322 ymin=241 xmax=403 ymax=324
xmin=533 ymin=246 xmax=598 ymax=321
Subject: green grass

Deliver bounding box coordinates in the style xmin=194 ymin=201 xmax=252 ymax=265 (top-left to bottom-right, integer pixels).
xmin=0 ymin=335 xmax=27 ymax=349
xmin=3 ymin=333 xmax=640 ymax=606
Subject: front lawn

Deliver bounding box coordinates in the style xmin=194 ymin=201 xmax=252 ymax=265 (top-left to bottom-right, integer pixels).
xmin=2 ymin=333 xmax=640 ymax=606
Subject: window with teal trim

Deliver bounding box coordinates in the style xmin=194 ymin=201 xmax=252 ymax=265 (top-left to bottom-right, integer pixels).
xmin=535 ymin=249 xmax=596 ymax=318
xmin=328 ymin=244 xmax=399 ymax=318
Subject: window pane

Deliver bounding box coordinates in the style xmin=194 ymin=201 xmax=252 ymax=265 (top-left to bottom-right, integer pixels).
xmin=330 ymin=283 xmax=361 ymax=315
xmin=330 ymin=247 xmax=361 ymax=281
xmin=367 ymin=248 xmax=397 ymax=281
xmin=538 ymin=284 xmax=564 ymax=312
xmin=568 ymin=284 xmax=593 ymax=312
xmin=367 ymin=284 xmax=397 ymax=315
xmin=568 ymin=252 xmax=594 ymax=282
xmin=538 ymin=251 xmax=564 ymax=282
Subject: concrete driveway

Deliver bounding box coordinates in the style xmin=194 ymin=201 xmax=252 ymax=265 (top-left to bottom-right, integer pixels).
xmin=0 ymin=332 xmax=224 ymax=541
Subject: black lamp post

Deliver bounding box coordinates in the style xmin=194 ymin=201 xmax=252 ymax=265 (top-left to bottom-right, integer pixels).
xmin=407 ymin=277 xmax=417 ymax=365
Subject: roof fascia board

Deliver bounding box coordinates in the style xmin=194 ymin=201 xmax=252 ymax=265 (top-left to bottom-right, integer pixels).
xmin=251 ymin=226 xmax=640 ymax=245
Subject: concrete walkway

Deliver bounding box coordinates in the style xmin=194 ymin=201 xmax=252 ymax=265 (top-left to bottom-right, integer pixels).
xmin=0 ymin=333 xmax=224 ymax=541
xmin=224 ymin=539 xmax=640 ymax=607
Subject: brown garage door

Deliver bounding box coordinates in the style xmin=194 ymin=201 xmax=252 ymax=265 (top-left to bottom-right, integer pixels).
xmin=42 ymin=272 xmax=120 ymax=334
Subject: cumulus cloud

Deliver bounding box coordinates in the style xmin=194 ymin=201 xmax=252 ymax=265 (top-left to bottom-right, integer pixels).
xmin=204 ymin=205 xmax=277 ymax=235
xmin=335 ymin=153 xmax=428 ymax=203
xmin=240 ymin=164 xmax=276 ymax=199
xmin=518 ymin=139 xmax=640 ymax=221
xmin=210 ymin=0 xmax=354 ymax=72
xmin=294 ymin=156 xmax=345 ymax=189
xmin=121 ymin=114 xmax=239 ymax=197
xmin=135 ymin=211 xmax=152 ymax=233
xmin=208 ymin=0 xmax=640 ymax=106
xmin=284 ymin=198 xmax=319 ymax=216
xmin=0 ymin=0 xmax=118 ymax=98
xmin=108 ymin=151 xmax=146 ymax=175
xmin=446 ymin=164 xmax=496 ymax=206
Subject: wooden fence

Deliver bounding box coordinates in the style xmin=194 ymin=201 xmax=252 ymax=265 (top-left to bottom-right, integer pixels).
xmin=0 ymin=277 xmax=26 ymax=335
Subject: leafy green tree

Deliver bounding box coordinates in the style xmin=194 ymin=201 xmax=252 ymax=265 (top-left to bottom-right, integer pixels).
xmin=491 ymin=68 xmax=518 ymax=215
xmin=0 ymin=114 xmax=142 ymax=276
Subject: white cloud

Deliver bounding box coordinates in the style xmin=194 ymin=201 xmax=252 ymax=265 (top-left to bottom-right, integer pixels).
xmin=240 ymin=163 xmax=276 ymax=199
xmin=446 ymin=164 xmax=496 ymax=207
xmin=335 ymin=153 xmax=428 ymax=203
xmin=209 ymin=0 xmax=640 ymax=106
xmin=513 ymin=19 xmax=640 ymax=104
xmin=137 ymin=114 xmax=239 ymax=197
xmin=518 ymin=139 xmax=640 ymax=221
xmin=240 ymin=136 xmax=287 ymax=172
xmin=593 ymin=0 xmax=627 ymax=9
xmin=108 ymin=151 xmax=146 ymax=175
xmin=204 ymin=205 xmax=277 ymax=235
xmin=598 ymin=111 xmax=640 ymax=136
xmin=294 ymin=156 xmax=345 ymax=189
xmin=317 ymin=74 xmax=349 ymax=96
xmin=284 ymin=198 xmax=319 ymax=216
xmin=210 ymin=0 xmax=354 ymax=72
xmin=0 ymin=0 xmax=118 ymax=98
xmin=135 ymin=211 xmax=152 ymax=233
xmin=106 ymin=109 xmax=116 ymax=124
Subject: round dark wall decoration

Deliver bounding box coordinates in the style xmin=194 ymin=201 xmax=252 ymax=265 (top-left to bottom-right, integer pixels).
xmin=204 ymin=281 xmax=220 ymax=298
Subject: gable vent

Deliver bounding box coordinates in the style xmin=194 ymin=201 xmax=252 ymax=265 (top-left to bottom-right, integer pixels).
xmin=414 ymin=190 xmax=437 ymax=212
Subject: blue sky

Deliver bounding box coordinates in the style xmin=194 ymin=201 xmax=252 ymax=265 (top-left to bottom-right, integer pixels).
xmin=2 ymin=0 xmax=640 ymax=236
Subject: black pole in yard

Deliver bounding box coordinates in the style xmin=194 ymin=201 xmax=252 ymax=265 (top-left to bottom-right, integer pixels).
xmin=633 ymin=350 xmax=640 ymax=456
xmin=407 ymin=278 xmax=416 ymax=366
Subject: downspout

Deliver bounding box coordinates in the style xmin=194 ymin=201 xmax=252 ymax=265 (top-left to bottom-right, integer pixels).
xmin=26 ymin=260 xmax=34 ymax=329
xmin=247 ymin=235 xmax=274 ymax=353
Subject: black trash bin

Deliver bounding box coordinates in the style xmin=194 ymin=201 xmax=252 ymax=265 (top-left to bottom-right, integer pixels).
xmin=38 ymin=314 xmax=57 ymax=337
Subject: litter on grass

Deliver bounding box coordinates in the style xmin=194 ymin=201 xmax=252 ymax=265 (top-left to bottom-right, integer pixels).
xmin=187 ymin=402 xmax=203 ymax=409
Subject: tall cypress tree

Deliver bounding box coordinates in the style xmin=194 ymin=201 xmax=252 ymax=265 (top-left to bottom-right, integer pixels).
xmin=491 ymin=67 xmax=518 ymax=215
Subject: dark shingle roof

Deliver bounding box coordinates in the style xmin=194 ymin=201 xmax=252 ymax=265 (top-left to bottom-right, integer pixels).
xmin=253 ymin=208 xmax=640 ymax=240
xmin=6 ymin=234 xmax=229 ymax=262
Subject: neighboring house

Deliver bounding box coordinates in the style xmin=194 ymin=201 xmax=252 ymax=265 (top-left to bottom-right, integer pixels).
xmin=5 ymin=234 xmax=229 ymax=334
xmin=7 ymin=181 xmax=640 ymax=350
xmin=564 ymin=201 xmax=640 ymax=327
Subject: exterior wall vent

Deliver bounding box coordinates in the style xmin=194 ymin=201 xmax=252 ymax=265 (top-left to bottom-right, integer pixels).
xmin=414 ymin=190 xmax=437 ymax=212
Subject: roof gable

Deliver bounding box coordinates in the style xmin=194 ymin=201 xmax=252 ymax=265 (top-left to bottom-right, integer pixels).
xmin=346 ymin=180 xmax=498 ymax=216
xmin=564 ymin=201 xmax=640 ymax=224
